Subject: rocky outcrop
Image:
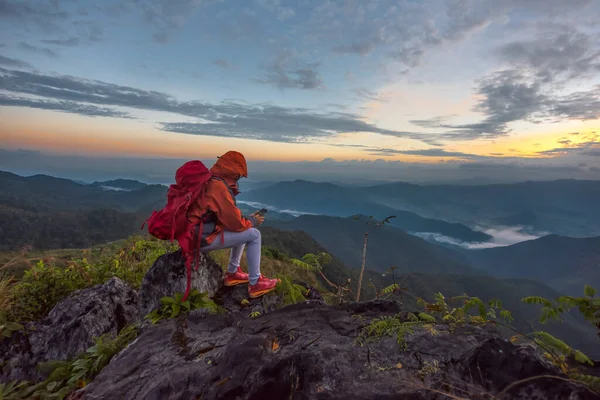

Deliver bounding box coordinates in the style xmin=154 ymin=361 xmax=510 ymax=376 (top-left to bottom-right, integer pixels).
xmin=0 ymin=277 xmax=138 ymax=383
xmin=138 ymin=249 xmax=224 ymax=318
xmin=80 ymin=299 xmax=599 ymax=400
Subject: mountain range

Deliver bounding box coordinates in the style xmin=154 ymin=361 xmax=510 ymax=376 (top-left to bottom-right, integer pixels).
xmin=239 ymin=179 xmax=600 ymax=239
xmin=1 ymin=169 xmax=599 ymax=357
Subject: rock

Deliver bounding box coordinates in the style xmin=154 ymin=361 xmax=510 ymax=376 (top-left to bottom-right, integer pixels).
xmin=0 ymin=277 xmax=138 ymax=383
xmin=80 ymin=300 xmax=600 ymax=400
xmin=137 ymin=249 xmax=224 ymax=318
xmin=212 ymin=280 xmax=324 ymax=317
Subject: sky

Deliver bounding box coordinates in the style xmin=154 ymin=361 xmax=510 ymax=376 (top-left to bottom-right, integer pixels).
xmin=1 ymin=0 xmax=600 ymax=183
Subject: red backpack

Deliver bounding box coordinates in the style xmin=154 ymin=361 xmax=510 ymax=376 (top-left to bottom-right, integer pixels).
xmin=142 ymin=160 xmax=213 ymax=301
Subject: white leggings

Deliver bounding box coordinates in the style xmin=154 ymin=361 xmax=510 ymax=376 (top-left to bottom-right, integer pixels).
xmin=201 ymin=228 xmax=262 ymax=285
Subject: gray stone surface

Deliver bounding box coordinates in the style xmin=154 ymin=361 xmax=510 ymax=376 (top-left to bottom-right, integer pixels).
xmin=0 ymin=277 xmax=138 ymax=383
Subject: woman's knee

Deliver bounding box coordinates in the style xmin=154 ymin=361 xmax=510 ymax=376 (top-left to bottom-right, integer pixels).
xmin=247 ymin=228 xmax=261 ymax=242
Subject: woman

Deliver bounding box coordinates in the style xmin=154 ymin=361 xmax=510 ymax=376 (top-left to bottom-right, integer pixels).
xmin=188 ymin=151 xmax=279 ymax=298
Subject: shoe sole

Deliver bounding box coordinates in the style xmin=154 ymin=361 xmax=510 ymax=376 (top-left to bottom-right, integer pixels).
xmin=248 ymin=287 xmax=277 ymax=298
xmin=224 ymin=279 xmax=249 ymax=287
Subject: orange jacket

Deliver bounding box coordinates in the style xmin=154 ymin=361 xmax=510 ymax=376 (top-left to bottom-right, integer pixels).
xmin=187 ymin=151 xmax=255 ymax=245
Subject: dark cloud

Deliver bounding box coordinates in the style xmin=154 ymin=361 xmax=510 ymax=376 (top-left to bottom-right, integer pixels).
xmin=159 ymin=106 xmax=431 ymax=143
xmin=333 ymin=41 xmax=377 ymax=56
xmin=0 ymin=0 xmax=69 ymax=34
xmin=496 ymin=25 xmax=600 ymax=83
xmin=0 ymin=55 xmax=32 ymax=69
xmin=392 ymin=149 xmax=479 ymax=158
xmin=411 ymin=70 xmax=600 ymax=140
xmin=0 ymin=94 xmax=132 ymax=118
xmin=537 ymin=140 xmax=600 ymax=156
xmin=19 ymin=42 xmax=59 ymax=58
xmin=0 ymin=67 xmax=438 ymax=144
xmin=212 ymin=59 xmax=231 ymax=69
xmin=410 ymin=71 xmax=546 ymax=140
xmin=40 ymin=37 xmax=80 ymax=46
xmin=255 ymin=52 xmax=324 ymax=90
xmin=354 ymin=88 xmax=389 ymax=103
xmin=136 ymin=0 xmax=215 ymax=43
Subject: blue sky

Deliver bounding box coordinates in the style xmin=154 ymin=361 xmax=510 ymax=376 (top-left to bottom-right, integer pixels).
xmin=1 ymin=0 xmax=599 ymax=183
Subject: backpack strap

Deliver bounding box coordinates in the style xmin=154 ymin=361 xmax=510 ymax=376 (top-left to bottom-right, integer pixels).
xmin=211 ymin=176 xmax=236 ymax=205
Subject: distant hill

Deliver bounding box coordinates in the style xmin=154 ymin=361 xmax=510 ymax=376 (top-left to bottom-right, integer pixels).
xmin=464 ymin=234 xmax=600 ymax=296
xmin=240 ymin=178 xmax=600 ymax=238
xmin=0 ymin=171 xmax=167 ymax=250
xmin=0 ymin=170 xmax=167 ymax=213
xmin=239 ymin=180 xmax=492 ymax=243
xmin=258 ymin=227 xmax=599 ymax=359
xmin=265 ymin=214 xmax=476 ymax=275
xmin=91 ymin=179 xmax=148 ymax=191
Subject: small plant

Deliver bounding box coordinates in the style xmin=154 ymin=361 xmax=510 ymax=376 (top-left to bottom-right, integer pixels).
xmin=417 ymin=360 xmax=440 ymax=380
xmin=417 ymin=292 xmax=513 ymax=328
xmin=522 ymin=284 xmax=600 ymax=332
xmin=1 ymin=324 xmax=139 ymax=399
xmin=145 ymin=289 xmax=219 ymax=324
xmin=249 ymin=311 xmax=261 ymax=318
xmin=275 ymin=276 xmax=308 ymax=306
xmin=521 ymin=284 xmax=599 ymax=395
xmin=355 ymin=312 xmax=435 ymax=349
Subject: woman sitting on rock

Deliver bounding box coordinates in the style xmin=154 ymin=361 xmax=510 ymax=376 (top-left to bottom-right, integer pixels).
xmin=187 ymin=150 xmax=279 ymax=298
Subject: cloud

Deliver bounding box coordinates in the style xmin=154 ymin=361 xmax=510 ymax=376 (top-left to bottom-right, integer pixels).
xmin=19 ymin=42 xmax=59 ymax=58
xmin=412 ymin=70 xmax=600 ymax=140
xmin=496 ymin=24 xmax=600 ymax=83
xmin=537 ymin=139 xmax=600 ymax=156
xmin=0 ymin=0 xmax=69 ymax=34
xmin=392 ymin=148 xmax=480 ymax=158
xmin=255 ymin=0 xmax=295 ymax=21
xmin=137 ymin=0 xmax=214 ymax=43
xmin=0 ymin=66 xmax=439 ymax=144
xmin=40 ymin=37 xmax=80 ymax=46
xmin=1 ymin=148 xmax=597 ymax=186
xmin=354 ymin=88 xmax=390 ymax=103
xmin=0 ymin=55 xmax=32 ymax=69
xmin=212 ymin=59 xmax=231 ymax=69
xmin=333 ymin=41 xmax=377 ymax=56
xmin=255 ymin=51 xmax=324 ymax=90
xmin=0 ymin=94 xmax=132 ymax=118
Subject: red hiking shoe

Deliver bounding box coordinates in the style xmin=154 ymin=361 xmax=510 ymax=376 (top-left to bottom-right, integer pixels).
xmin=224 ymin=266 xmax=249 ymax=287
xmin=248 ymin=275 xmax=281 ymax=298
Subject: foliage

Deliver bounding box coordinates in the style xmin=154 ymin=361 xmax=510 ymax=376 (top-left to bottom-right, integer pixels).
xmin=355 ymin=312 xmax=434 ymax=349
xmin=290 ymin=252 xmax=332 ymax=272
xmin=417 ymin=292 xmax=513 ymax=328
xmin=522 ymin=284 xmax=600 ymax=330
xmin=521 ymin=284 xmax=599 ymax=395
xmin=0 ymin=324 xmax=138 ymax=400
xmin=261 ymin=246 xmax=288 ymax=261
xmin=145 ymin=289 xmax=219 ymax=324
xmin=275 ymin=276 xmax=308 ymax=306
xmin=8 ymin=237 xmax=176 ymax=323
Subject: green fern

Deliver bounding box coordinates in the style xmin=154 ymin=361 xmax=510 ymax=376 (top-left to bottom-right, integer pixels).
xmin=3 ymin=323 xmax=139 ymax=399
xmin=381 ymin=283 xmax=399 ymax=295
xmin=356 ymin=313 xmax=434 ymax=349
xmin=533 ymin=331 xmax=594 ymax=367
xmin=522 ymin=296 xmax=554 ymax=307
xmin=144 ymin=289 xmax=219 ymax=324
xmin=276 ymin=276 xmax=307 ymax=306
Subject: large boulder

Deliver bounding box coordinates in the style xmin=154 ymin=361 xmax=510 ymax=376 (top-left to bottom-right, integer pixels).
xmin=0 ymin=277 xmax=138 ymax=383
xmin=81 ymin=300 xmax=599 ymax=400
xmin=137 ymin=250 xmax=224 ymax=318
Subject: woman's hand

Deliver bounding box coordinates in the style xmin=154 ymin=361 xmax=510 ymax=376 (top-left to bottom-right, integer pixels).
xmin=251 ymin=212 xmax=265 ymax=226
